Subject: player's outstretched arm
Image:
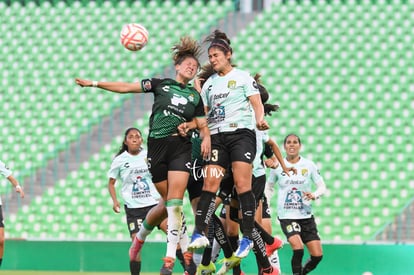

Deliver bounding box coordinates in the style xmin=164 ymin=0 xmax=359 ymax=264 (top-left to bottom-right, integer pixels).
xmin=75 ymin=78 xmax=142 ymax=94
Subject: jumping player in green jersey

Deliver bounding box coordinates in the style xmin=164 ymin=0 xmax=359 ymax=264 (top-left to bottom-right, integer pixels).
xmin=75 ymin=36 xmax=210 ymax=275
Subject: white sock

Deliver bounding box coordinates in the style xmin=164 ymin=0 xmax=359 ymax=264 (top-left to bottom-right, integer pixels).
xmin=166 ymin=204 xmax=183 ymax=259
xmin=193 ymin=252 xmax=203 ymax=266
xmin=211 ymin=238 xmax=221 ymax=262
xmin=136 ymin=222 xmax=153 ymax=241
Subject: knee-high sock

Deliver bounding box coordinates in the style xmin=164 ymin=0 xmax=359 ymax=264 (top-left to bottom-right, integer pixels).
xmin=254 ymin=221 xmax=274 ymax=244
xmin=194 ymin=191 xmax=216 ymax=233
xmin=251 ymin=227 xmax=271 ymax=270
xmin=238 ymin=191 xmax=256 ymax=238
xmin=201 ymin=216 xmax=215 ymax=265
xmin=302 ymin=255 xmax=323 ymax=275
xmin=291 ymin=249 xmax=304 ymax=275
xmin=130 ymin=261 xmax=141 ymax=275
xmin=166 ymin=199 xmax=183 ymax=259
xmin=212 ymin=214 xmax=234 ymax=258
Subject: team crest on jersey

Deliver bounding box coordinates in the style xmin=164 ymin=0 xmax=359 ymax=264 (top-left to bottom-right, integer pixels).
xmin=227 ymin=80 xmax=236 ymax=89
xmin=301 ymin=169 xmax=308 ymax=176
xmin=188 ymin=93 xmax=195 ymax=102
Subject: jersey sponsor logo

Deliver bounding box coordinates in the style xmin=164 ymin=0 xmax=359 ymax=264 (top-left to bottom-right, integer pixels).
xmin=284 ymin=187 xmax=305 ymax=210
xmin=143 ymin=80 xmax=152 ymax=91
xmin=171 ymin=94 xmax=188 ymax=106
xmin=227 ymin=80 xmax=236 ymax=89
xmin=209 ymin=104 xmax=225 ymax=123
xmin=213 ymin=91 xmax=230 ymax=100
xmin=131 ymin=176 xmax=152 ymax=199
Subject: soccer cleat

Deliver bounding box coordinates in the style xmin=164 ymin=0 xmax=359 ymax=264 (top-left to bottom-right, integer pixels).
xmin=196 ymin=261 xmax=216 ymax=275
xmin=265 ymin=237 xmax=283 ymax=257
xmin=268 ymin=250 xmax=281 ymax=272
xmin=129 ymin=236 xmax=144 ymax=261
xmin=189 ymin=231 xmax=210 ymax=251
xmin=216 ymin=253 xmax=241 ymax=275
xmin=160 ymin=257 xmax=175 ymax=275
xmin=261 ymin=267 xmax=279 ymax=275
xmin=234 ymin=237 xmax=253 ymax=258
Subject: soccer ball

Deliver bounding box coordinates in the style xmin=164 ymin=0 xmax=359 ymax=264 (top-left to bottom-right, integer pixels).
xmin=120 ymin=23 xmax=149 ymax=51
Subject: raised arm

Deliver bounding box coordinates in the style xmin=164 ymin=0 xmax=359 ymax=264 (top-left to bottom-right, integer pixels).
xmin=267 ymin=138 xmax=296 ymax=176
xmin=75 ymin=78 xmax=142 ymax=94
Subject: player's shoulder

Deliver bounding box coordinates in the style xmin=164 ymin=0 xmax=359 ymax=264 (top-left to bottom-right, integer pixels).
xmin=299 ymin=156 xmax=318 ymax=168
xmin=232 ymin=68 xmax=253 ymax=79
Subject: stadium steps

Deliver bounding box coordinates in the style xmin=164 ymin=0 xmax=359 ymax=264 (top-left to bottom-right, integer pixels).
xmin=4 ymin=0 xmax=259 ymax=240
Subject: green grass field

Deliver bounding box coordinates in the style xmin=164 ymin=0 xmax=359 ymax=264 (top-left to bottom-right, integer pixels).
xmin=0 ymin=272 xmax=132 ymax=275
xmin=0 ymin=272 xmax=258 ymax=275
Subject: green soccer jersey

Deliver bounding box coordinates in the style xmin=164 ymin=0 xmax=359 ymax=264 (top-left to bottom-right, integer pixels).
xmin=141 ymin=78 xmax=205 ymax=138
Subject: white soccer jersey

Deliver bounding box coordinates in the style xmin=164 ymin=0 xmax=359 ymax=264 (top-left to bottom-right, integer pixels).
xmin=201 ymin=68 xmax=259 ymax=133
xmin=252 ymin=129 xmax=269 ymax=177
xmin=267 ymin=156 xmax=325 ymax=219
xmin=0 ymin=160 xmax=13 ymax=205
xmin=107 ymin=150 xmax=160 ymax=209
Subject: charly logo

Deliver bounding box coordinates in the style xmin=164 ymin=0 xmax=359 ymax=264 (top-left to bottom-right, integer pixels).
xmin=190 ymin=159 xmax=225 ymax=181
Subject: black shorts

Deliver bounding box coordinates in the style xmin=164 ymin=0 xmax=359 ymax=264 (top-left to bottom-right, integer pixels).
xmin=124 ymin=204 xmax=157 ymax=236
xmin=278 ymin=216 xmax=321 ymax=244
xmin=252 ymin=174 xmax=266 ymax=206
xmin=208 ymin=129 xmax=256 ymax=168
xmin=147 ymin=135 xmax=192 ymax=183
xmin=0 ymin=206 xmax=4 ymax=228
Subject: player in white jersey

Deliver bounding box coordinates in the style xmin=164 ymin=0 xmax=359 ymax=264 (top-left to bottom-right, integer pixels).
xmin=0 ymin=160 xmax=24 ymax=267
xmin=267 ymin=134 xmax=326 ymax=275
xmin=107 ymin=128 xmax=195 ymax=275
xmin=189 ymin=29 xmax=278 ymax=275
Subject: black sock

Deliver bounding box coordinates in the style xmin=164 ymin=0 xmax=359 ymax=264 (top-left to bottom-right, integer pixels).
xmin=251 ymin=227 xmax=271 ymax=269
xmin=303 ymin=255 xmax=323 ymax=274
xmin=291 ymin=249 xmax=304 ymax=275
xmin=130 ymin=261 xmax=141 ymax=275
xmin=254 ymin=221 xmax=274 ymax=244
xmin=202 ymin=247 xmax=213 ymax=266
xmin=228 ymin=235 xmax=239 ymax=251
xmin=238 ymin=191 xmax=256 ymax=238
xmin=195 ymin=191 xmax=216 ymax=233
xmin=212 ymin=214 xmax=233 ymax=258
